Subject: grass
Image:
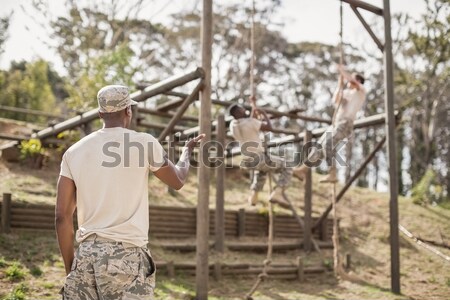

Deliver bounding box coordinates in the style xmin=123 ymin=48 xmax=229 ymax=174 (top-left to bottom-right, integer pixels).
xmin=5 ymin=263 xmax=26 ymax=282
xmin=1 ymin=284 xmax=28 ymax=300
xmin=29 ymin=266 xmax=43 ymax=277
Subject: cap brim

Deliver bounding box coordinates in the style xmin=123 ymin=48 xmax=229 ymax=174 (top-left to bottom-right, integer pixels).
xmin=130 ymin=99 xmax=138 ymax=106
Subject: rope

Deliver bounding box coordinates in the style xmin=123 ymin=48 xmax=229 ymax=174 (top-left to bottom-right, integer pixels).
xmin=245 ymin=171 xmax=274 ymax=300
xmin=330 ymin=1 xmax=344 ymax=277
xmin=249 ymin=0 xmax=256 ymax=99
xmin=331 ymin=0 xmax=345 ymax=127
xmin=332 ymin=178 xmax=340 ymax=276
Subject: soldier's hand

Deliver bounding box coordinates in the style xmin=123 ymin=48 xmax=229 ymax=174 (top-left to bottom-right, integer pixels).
xmin=185 ymin=134 xmax=205 ymax=154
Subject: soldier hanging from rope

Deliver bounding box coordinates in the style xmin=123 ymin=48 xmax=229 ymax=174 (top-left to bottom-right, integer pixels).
xmin=293 ymin=65 xmax=366 ymax=183
xmin=228 ymin=97 xmax=299 ymax=208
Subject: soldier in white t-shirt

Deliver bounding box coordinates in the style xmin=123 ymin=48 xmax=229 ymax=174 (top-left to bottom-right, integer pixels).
xmin=56 ymin=85 xmax=204 ymax=299
xmin=294 ymin=67 xmax=366 ymax=183
xmin=229 ymin=99 xmax=293 ymax=208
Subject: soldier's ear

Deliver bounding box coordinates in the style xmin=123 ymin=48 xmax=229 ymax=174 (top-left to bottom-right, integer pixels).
xmin=125 ymin=106 xmax=132 ymax=116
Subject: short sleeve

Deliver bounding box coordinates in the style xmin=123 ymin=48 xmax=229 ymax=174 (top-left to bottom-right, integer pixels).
xmin=60 ymin=152 xmax=73 ymax=179
xmin=252 ymin=119 xmax=262 ymax=131
xmin=147 ymin=135 xmax=167 ymax=172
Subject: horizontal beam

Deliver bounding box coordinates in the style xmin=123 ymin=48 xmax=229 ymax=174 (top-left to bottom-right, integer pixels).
xmin=0 ymin=105 xmax=65 ymax=120
xmin=32 ymin=68 xmax=204 ymax=140
xmin=227 ymin=112 xmax=398 ymax=157
xmin=138 ymin=120 xmax=189 ymax=132
xmin=164 ymin=91 xmax=328 ymax=123
xmin=341 ymin=0 xmax=383 ymax=16
xmin=0 ymin=133 xmax=28 ymax=141
xmin=138 ymin=107 xmax=198 ymax=122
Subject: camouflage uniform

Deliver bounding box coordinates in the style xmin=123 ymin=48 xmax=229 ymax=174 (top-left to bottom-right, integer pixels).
xmin=242 ymin=153 xmax=292 ymax=192
xmin=307 ymin=118 xmax=353 ymax=165
xmin=62 ymin=237 xmax=156 ymax=300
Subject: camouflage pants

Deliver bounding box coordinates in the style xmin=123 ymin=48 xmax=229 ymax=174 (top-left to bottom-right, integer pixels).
xmin=62 ymin=238 xmax=156 ymax=299
xmin=307 ymin=118 xmax=353 ymax=166
xmin=243 ymin=153 xmax=292 ymax=192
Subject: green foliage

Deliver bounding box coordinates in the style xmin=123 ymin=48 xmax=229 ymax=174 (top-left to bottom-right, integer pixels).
xmin=5 ymin=263 xmax=26 ymax=281
xmin=0 ymin=60 xmax=58 ymax=123
xmin=395 ymin=0 xmax=450 ymax=198
xmin=42 ymin=282 xmax=54 ymax=289
xmin=0 ymin=15 xmax=10 ymax=56
xmin=0 ymin=256 xmax=7 ymax=267
xmin=29 ymin=266 xmax=43 ymax=277
xmin=55 ymin=131 xmax=81 ymax=153
xmin=411 ymin=169 xmax=446 ymax=205
xmin=19 ymin=139 xmax=44 ymax=160
xmin=322 ymin=259 xmax=332 ymax=271
xmin=64 ymin=43 xmax=137 ymax=111
xmin=1 ymin=283 xmax=28 ymax=300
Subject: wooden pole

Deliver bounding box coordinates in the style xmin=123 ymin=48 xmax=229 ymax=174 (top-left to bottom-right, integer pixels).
xmin=237 ymin=208 xmax=246 ymax=238
xmin=138 ymin=120 xmax=188 ymax=132
xmin=0 ymin=105 xmax=65 ymax=120
xmin=196 ymin=0 xmax=213 ymax=298
xmin=158 ymin=80 xmax=203 ymax=142
xmin=313 ymin=137 xmax=386 ymax=231
xmin=303 ymin=130 xmax=312 ymax=252
xmin=33 ymin=68 xmax=204 ymax=140
xmin=138 ymin=107 xmax=198 ymax=122
xmin=163 ymin=91 xmax=324 ymax=122
xmin=340 ymin=0 xmax=383 ymax=16
xmin=226 ymin=112 xmax=398 ymax=156
xmin=1 ymin=193 xmax=12 ymax=233
xmin=383 ymin=0 xmax=400 ymax=294
xmin=168 ymin=134 xmax=176 ymax=196
xmin=215 ymin=114 xmax=226 ymax=252
xmin=350 ymin=5 xmax=384 ymax=51
xmin=0 ymin=133 xmax=29 ymax=141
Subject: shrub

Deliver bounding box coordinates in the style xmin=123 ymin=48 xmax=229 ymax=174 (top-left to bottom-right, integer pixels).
xmin=19 ymin=139 xmax=44 ymax=159
xmin=2 ymin=283 xmax=28 ymax=300
xmin=30 ymin=266 xmax=43 ymax=277
xmin=5 ymin=263 xmax=26 ymax=281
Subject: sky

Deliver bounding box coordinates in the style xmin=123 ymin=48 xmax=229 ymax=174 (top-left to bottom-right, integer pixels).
xmin=0 ymin=0 xmax=427 ymax=73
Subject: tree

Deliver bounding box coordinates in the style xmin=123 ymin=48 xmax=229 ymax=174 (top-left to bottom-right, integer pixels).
xmin=0 ymin=14 xmax=10 ymax=56
xmin=395 ymin=0 xmax=450 ymax=202
xmin=0 ymin=60 xmax=57 ymax=123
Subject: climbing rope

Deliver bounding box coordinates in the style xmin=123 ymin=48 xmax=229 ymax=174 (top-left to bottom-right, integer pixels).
xmin=249 ymin=0 xmax=257 ymax=99
xmin=245 ymin=171 xmax=274 ymax=300
xmin=332 ymin=0 xmax=345 ymax=126
xmin=330 ymin=1 xmax=344 ymax=277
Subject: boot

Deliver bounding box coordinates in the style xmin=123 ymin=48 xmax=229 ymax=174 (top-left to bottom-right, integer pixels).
xmin=248 ymin=190 xmax=259 ymax=206
xmin=320 ymin=167 xmax=338 ymax=183
xmin=292 ymin=165 xmax=308 ymax=181
xmin=269 ymin=188 xmax=291 ymax=209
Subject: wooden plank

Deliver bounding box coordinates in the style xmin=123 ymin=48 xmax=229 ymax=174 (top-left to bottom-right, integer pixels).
xmin=11 ymin=215 xmax=54 ymax=223
xmin=32 ymin=68 xmax=204 ymax=140
xmin=341 ymin=0 xmax=383 ymax=16
xmin=1 ymin=193 xmax=11 ymax=233
xmin=158 ymin=80 xmax=204 ymax=142
xmin=11 ymin=221 xmax=54 ymax=229
xmin=0 ymin=105 xmax=65 ymax=120
xmin=138 ymin=107 xmax=198 ymax=122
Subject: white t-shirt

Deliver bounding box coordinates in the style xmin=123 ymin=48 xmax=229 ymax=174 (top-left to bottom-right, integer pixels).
xmin=60 ymin=127 xmax=166 ymax=247
xmin=230 ymin=118 xmax=264 ymax=155
xmin=335 ymin=87 xmax=366 ymax=122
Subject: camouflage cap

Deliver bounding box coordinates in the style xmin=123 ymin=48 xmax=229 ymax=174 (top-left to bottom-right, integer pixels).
xmin=97 ymin=85 xmax=138 ymax=113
